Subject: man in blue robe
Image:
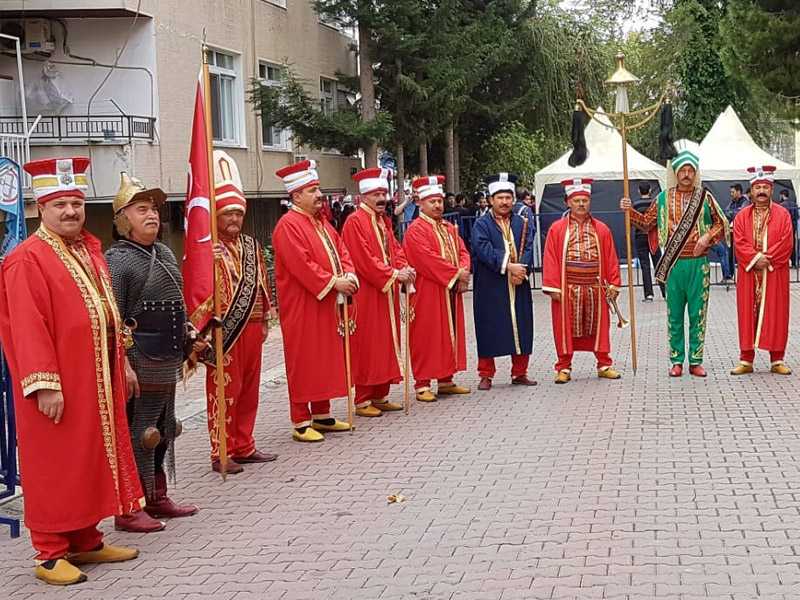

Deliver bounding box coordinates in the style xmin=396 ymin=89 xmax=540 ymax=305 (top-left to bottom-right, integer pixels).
xmin=472 ymin=173 xmax=536 ymax=390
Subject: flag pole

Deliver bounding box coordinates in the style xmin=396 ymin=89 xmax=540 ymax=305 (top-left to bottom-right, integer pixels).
xmin=202 ymin=44 xmax=228 ymax=479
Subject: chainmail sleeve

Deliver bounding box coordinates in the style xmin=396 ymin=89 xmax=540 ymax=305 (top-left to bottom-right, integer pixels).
xmin=105 ymin=244 xmax=134 ymax=319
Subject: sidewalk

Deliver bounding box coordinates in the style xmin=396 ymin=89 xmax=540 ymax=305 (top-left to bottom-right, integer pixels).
xmin=3 ymin=288 xmax=800 ymax=599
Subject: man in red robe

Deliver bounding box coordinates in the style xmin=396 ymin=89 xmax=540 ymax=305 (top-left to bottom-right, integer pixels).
xmin=403 ymin=175 xmax=471 ymax=402
xmin=273 ymin=160 xmax=358 ymax=442
xmin=730 ymin=165 xmax=793 ymax=375
xmin=198 ymin=151 xmax=276 ymax=474
xmin=542 ymin=178 xmax=623 ymax=383
xmin=0 ymin=158 xmax=142 ymax=585
xmin=343 ymin=168 xmax=415 ymax=417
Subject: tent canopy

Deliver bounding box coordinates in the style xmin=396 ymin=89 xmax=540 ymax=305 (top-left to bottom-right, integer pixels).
xmin=699 ymin=105 xmax=800 ymax=195
xmin=534 ymin=107 xmax=667 ymax=205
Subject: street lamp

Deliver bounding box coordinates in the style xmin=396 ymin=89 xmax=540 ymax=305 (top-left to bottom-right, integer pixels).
xmin=572 ymin=52 xmax=669 ymax=375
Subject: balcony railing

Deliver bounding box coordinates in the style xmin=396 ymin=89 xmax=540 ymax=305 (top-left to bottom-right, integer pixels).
xmin=0 ymin=115 xmax=156 ymax=144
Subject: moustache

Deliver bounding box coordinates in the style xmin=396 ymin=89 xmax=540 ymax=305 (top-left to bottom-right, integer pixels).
xmin=376 ymin=201 xmax=387 ymax=207
xmin=61 ymin=216 xmax=80 ymax=222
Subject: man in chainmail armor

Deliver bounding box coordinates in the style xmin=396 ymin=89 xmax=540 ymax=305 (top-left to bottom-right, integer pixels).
xmin=106 ymin=173 xmax=200 ymax=533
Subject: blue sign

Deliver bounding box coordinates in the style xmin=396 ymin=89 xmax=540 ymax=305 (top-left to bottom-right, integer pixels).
xmin=0 ymin=158 xmax=26 ymax=255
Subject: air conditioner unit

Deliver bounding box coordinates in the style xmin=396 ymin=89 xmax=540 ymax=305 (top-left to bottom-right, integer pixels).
xmin=22 ymin=19 xmax=55 ymax=55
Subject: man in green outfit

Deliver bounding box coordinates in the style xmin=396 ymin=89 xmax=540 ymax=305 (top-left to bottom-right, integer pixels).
xmin=620 ymin=143 xmax=728 ymax=377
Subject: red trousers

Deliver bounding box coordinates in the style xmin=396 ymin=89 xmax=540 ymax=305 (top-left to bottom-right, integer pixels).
xmin=555 ymin=336 xmax=613 ymax=371
xmin=414 ymin=376 xmax=453 ymax=391
xmin=206 ymin=321 xmax=264 ymax=459
xmin=354 ymin=382 xmax=391 ymax=407
xmin=290 ymin=400 xmax=331 ymax=428
xmin=477 ymin=355 xmax=529 ymax=378
xmin=741 ymin=349 xmax=784 ymax=363
xmin=30 ymin=523 xmax=102 ymax=561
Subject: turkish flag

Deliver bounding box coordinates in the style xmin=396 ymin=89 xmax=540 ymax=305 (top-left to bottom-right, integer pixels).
xmin=182 ymin=81 xmax=214 ymax=330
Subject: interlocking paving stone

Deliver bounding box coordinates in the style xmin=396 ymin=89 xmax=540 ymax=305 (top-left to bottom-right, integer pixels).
xmin=4 ymin=287 xmax=800 ymax=598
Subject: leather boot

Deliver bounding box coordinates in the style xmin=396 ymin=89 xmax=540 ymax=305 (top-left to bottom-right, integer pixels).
xmin=144 ymin=472 xmax=199 ymax=519
xmin=114 ymin=511 xmax=165 ymax=533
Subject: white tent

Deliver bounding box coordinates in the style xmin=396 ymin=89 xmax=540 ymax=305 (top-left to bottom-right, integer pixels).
xmin=534 ymin=107 xmax=667 ymax=206
xmin=699 ymin=105 xmax=800 ymax=194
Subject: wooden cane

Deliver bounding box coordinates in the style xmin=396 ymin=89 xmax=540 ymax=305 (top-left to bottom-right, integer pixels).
xmin=342 ymin=297 xmax=355 ymax=432
xmin=403 ymin=285 xmax=411 ymax=415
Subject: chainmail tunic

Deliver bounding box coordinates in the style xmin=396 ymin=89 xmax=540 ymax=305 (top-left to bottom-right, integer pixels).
xmin=106 ymin=240 xmax=187 ymax=499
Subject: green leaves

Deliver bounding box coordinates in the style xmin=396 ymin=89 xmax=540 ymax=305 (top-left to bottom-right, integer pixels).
xmin=248 ymin=70 xmax=393 ymax=157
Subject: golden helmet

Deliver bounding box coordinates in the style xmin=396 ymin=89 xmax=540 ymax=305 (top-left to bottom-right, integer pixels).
xmin=113 ymin=171 xmax=166 ymax=214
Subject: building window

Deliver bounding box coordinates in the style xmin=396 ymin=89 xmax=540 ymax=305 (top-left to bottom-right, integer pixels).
xmin=319 ymin=77 xmax=349 ymax=115
xmin=259 ymin=62 xmax=290 ymax=150
xmin=208 ymin=49 xmax=244 ymax=146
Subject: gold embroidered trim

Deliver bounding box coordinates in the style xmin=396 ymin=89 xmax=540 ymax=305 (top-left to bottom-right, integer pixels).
xmin=21 ymin=372 xmax=61 ymax=396
xmin=317 ymin=275 xmax=337 ymax=301
xmin=35 ymin=226 xmax=123 ymax=504
xmin=745 ymin=251 xmax=762 ymax=273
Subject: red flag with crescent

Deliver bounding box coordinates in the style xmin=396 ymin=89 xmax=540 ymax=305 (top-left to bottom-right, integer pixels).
xmin=182 ymin=80 xmax=214 ymax=330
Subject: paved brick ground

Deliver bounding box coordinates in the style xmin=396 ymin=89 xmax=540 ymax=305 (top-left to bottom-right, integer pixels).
xmin=4 ymin=285 xmax=800 ymax=599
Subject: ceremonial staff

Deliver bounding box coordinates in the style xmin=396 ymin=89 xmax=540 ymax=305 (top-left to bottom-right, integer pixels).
xmin=570 ymin=52 xmax=670 ymax=375
xmin=402 ymin=284 xmax=412 ymax=415
xmin=202 ymin=44 xmax=229 ymax=477
xmin=341 ymin=296 xmax=355 ymax=431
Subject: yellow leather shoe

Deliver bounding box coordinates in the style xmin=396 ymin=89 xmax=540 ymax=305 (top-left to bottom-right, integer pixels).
xmin=373 ymin=400 xmax=403 ymax=412
xmin=293 ymin=428 xmax=324 ymax=442
xmin=415 ymin=390 xmax=437 ymax=402
xmin=597 ymin=366 xmax=621 ymax=380
xmin=771 ymin=361 xmax=792 ymax=375
xmin=554 ymin=370 xmax=571 ymax=384
xmin=730 ymin=362 xmax=754 ymax=375
xmin=68 ymin=544 xmax=138 ymax=566
xmin=34 ymin=559 xmax=87 ymax=586
xmin=355 ymin=405 xmax=382 ymax=417
xmin=437 ymin=383 xmax=470 ymax=395
xmin=311 ymin=419 xmax=352 ymax=433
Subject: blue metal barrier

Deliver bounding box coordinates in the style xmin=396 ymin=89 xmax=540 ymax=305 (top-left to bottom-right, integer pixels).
xmin=0 ymin=353 xmax=20 ymax=538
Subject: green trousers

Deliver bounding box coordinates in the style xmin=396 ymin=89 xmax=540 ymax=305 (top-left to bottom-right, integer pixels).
xmin=665 ymin=256 xmax=710 ymax=365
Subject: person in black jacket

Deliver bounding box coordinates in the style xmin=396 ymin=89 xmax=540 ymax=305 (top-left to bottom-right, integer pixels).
xmin=633 ymin=182 xmax=665 ymax=301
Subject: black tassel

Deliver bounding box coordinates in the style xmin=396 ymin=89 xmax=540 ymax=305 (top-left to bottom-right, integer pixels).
xmin=567 ymin=107 xmax=589 ymax=167
xmin=658 ymin=102 xmax=677 ymax=160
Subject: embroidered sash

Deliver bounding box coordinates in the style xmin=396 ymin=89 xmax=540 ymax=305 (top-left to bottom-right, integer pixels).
xmin=205 ymin=235 xmax=260 ymax=363
xmin=654 ymin=187 xmax=705 ymax=283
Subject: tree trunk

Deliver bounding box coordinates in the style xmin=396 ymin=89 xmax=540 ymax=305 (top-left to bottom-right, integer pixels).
xmin=454 ymin=129 xmax=461 ymax=192
xmin=358 ymin=24 xmax=378 ymax=167
xmin=445 ymin=123 xmax=455 ymax=193
xmin=396 ymin=142 xmax=405 ymax=205
xmin=419 ymin=141 xmax=428 ymax=176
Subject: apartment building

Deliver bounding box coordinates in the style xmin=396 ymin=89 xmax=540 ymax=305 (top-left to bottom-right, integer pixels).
xmin=0 ymin=0 xmax=360 ymax=250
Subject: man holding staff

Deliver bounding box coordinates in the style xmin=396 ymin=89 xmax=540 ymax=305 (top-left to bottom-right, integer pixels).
xmin=342 ymin=168 xmax=415 ymax=417
xmin=621 ymin=143 xmax=727 ymax=377
xmin=273 ymin=160 xmax=358 ymax=441
xmin=730 ymin=165 xmax=793 ymax=375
